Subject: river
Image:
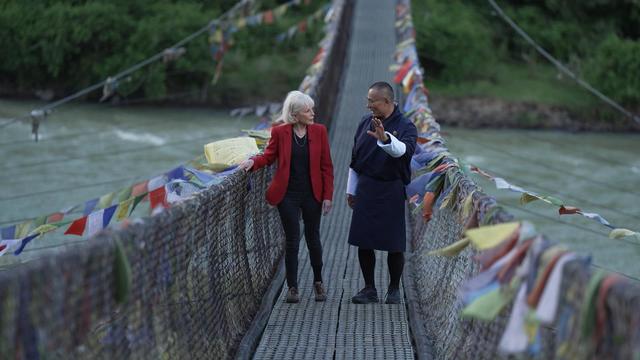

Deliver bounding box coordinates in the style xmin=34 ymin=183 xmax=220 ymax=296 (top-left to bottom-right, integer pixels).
xmin=1 ymin=100 xmax=639 ymax=279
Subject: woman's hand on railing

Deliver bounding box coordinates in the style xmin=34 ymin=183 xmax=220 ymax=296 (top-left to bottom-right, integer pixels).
xmin=238 ymin=159 xmax=254 ymax=172
xmin=322 ymin=200 xmax=332 ymax=215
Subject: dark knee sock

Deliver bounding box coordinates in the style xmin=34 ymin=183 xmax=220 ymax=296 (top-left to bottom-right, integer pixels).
xmin=358 ymin=248 xmax=376 ymax=289
xmin=387 ymin=252 xmax=404 ymax=290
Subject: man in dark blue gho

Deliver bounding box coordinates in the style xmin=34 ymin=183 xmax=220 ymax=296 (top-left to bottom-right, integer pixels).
xmin=346 ymin=81 xmax=417 ymax=304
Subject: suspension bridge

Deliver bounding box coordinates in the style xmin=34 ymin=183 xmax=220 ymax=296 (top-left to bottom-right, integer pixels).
xmin=2 ymin=0 xmax=640 ymax=359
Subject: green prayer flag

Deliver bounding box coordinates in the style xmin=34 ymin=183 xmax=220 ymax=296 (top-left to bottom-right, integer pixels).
xmin=130 ymin=194 xmax=147 ymax=215
xmin=428 ymin=238 xmax=470 ymax=257
xmin=33 ymin=215 xmax=47 ymax=227
xmin=113 ymin=238 xmax=132 ymax=304
xmin=461 ymin=287 xmax=511 ymax=321
xmin=580 ymin=270 xmax=606 ymax=340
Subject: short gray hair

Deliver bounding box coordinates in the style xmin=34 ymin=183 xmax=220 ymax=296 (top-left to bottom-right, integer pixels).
xmin=278 ymin=90 xmax=315 ymax=124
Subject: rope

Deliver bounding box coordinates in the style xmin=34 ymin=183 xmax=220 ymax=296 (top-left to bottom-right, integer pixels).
xmin=452 ymin=132 xmax=640 ymax=197
xmin=482 ymin=166 xmax=640 ymax=224
xmin=1 ymin=133 xmax=215 ymax=178
xmin=487 ymin=0 xmax=640 ymax=125
xmin=0 ymin=177 xmax=135 ymax=203
xmin=500 ymin=203 xmax=640 ymax=248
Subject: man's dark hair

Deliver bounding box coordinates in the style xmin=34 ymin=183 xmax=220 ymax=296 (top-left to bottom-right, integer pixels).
xmin=369 ymin=81 xmax=394 ymax=102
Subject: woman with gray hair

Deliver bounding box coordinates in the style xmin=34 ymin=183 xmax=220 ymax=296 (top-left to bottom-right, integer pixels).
xmin=239 ymin=90 xmax=334 ymax=303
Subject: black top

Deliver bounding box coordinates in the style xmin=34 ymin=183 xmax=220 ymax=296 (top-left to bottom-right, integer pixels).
xmin=350 ymin=105 xmax=418 ymax=185
xmin=287 ymin=130 xmax=312 ymax=193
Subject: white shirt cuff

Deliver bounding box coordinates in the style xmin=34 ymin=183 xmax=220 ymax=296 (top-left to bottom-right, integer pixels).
xmin=346 ymin=168 xmax=358 ymax=195
xmin=377 ymin=132 xmax=406 ymax=158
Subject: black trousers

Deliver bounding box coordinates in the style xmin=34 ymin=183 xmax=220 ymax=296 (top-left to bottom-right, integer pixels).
xmin=277 ymin=191 xmax=323 ymax=289
xmin=358 ymin=248 xmax=404 ymax=290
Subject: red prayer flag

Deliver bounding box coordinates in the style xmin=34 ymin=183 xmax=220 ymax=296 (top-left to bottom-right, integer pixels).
xmin=559 ymin=206 xmax=580 ymax=215
xmin=65 ymin=216 xmax=88 ymax=236
xmin=311 ymin=48 xmax=324 ymax=64
xmin=47 ymin=212 xmax=64 ymax=223
xmin=393 ymin=59 xmax=413 ymax=84
xmin=298 ymin=20 xmax=307 ymax=33
xmin=149 ymin=186 xmax=168 ymax=210
xmin=263 ymin=10 xmax=274 ymax=24
xmin=131 ymin=181 xmax=149 ymax=202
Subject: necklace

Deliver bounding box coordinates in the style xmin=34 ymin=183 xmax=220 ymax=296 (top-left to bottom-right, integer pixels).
xmin=293 ymin=131 xmax=307 ymax=147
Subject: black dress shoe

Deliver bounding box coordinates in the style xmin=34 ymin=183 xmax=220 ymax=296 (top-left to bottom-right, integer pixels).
xmin=385 ymin=288 xmax=401 ymax=304
xmin=351 ymin=287 xmax=379 ymax=304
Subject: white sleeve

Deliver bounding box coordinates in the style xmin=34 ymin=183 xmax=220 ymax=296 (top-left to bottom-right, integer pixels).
xmin=346 ymin=168 xmax=359 ymax=195
xmin=377 ymin=131 xmax=406 ymax=158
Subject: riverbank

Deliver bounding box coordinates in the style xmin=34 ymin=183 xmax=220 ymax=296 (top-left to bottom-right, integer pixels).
xmin=429 ymin=95 xmax=640 ymax=132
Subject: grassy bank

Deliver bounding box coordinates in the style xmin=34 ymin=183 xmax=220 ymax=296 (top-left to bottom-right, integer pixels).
xmin=428 ymin=61 xmax=595 ymax=112
xmin=411 ymin=0 xmax=640 ymax=126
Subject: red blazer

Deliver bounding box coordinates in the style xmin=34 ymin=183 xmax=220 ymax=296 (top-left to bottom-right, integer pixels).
xmin=251 ymin=123 xmax=334 ymax=206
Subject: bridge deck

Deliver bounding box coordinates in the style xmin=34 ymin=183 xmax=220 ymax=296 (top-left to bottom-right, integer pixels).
xmin=253 ymin=0 xmax=414 ymax=358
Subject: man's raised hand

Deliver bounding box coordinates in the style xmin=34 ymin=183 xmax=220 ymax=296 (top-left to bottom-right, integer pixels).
xmin=366 ymin=117 xmax=389 ymax=143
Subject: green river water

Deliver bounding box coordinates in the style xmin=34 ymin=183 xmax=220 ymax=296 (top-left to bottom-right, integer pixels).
xmin=1 ymin=99 xmax=639 ymax=279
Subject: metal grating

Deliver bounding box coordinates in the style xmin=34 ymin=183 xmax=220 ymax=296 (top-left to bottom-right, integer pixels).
xmin=253 ymin=0 xmax=414 ymax=358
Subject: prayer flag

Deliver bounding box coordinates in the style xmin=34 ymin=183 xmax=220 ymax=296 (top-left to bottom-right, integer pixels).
xmin=393 ymin=59 xmax=413 ymax=84
xmin=263 ymin=10 xmax=274 ymax=24
xmin=130 ymin=194 xmax=147 ymax=214
xmin=15 ymin=221 xmax=32 ymax=238
xmin=0 ymin=239 xmax=20 ymax=256
xmin=166 ymin=166 xmax=186 ymax=181
xmin=65 ymin=216 xmax=88 ymax=236
xmin=147 ymin=175 xmax=166 ymax=191
xmin=83 ymin=198 xmax=99 ymax=216
xmin=97 ymin=192 xmax=115 ymax=209
xmin=149 ymin=186 xmax=168 ymax=210
xmin=132 ymin=181 xmax=149 ymax=198
xmin=1 ymin=225 xmax=16 ymax=240
xmin=12 ymin=233 xmax=39 ymax=255
xmin=47 ymin=212 xmax=64 ymax=223
xmin=86 ymin=210 xmax=103 ymax=237
xmin=115 ymin=198 xmax=134 ymax=221
xmin=466 ymin=222 xmax=520 ymax=250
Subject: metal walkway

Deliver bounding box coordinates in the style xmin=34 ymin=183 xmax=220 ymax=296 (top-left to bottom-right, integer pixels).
xmin=253 ymin=0 xmax=414 ymax=358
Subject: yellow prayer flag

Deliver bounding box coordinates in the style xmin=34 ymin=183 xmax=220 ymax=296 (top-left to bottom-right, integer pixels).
xmin=204 ymin=137 xmax=259 ymax=167
xmin=29 ymin=224 xmax=58 ymax=236
xmin=98 ymin=192 xmax=115 ymax=209
xmin=236 ymin=17 xmax=247 ymax=29
xmin=461 ymin=191 xmax=476 ymax=219
xmin=241 ymin=129 xmax=271 ymax=140
xmin=609 ymin=228 xmax=640 ymax=240
xmin=274 ymin=4 xmax=288 ymax=17
xmin=116 ymin=198 xmax=134 ymax=221
xmin=520 ymin=193 xmax=540 ymax=205
xmin=15 ymin=221 xmax=33 ymax=238
xmin=213 ymin=29 xmax=223 ymax=43
xmin=466 ymin=222 xmax=520 ymax=250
